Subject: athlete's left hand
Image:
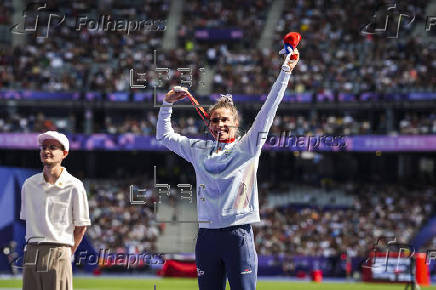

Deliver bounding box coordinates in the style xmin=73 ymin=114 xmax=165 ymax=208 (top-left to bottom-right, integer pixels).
xmin=165 ymin=86 xmax=191 ymax=103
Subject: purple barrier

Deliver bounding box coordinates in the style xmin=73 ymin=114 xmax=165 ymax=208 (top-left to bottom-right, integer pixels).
xmin=350 ymin=135 xmax=436 ymax=151
xmin=195 ymin=28 xmax=243 ymax=40
xmin=0 ymin=134 xmax=435 ymax=152
xmin=257 ymin=255 xmax=354 ymax=276
xmin=409 ymin=93 xmax=436 ymax=100
xmin=0 ymin=91 xmax=79 ymax=100
xmin=1 ymin=90 xmax=435 ymax=102
xmin=0 ymin=133 xmax=40 ymax=149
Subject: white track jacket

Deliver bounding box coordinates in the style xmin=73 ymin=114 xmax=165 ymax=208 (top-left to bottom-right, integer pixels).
xmin=157 ymin=70 xmax=291 ymax=228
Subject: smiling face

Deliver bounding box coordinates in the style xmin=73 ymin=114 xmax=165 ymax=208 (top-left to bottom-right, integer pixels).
xmin=40 ymin=139 xmax=68 ymax=166
xmin=209 ymin=107 xmax=239 ymax=142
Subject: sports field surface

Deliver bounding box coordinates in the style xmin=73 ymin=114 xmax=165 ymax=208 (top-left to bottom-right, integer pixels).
xmin=0 ymin=277 xmax=435 ymax=290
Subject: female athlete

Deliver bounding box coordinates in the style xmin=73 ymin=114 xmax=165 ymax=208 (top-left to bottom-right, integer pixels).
xmin=156 ymin=49 xmax=300 ymax=290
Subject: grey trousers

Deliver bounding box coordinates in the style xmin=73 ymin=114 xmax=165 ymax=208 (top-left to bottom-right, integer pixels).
xmin=22 ymin=244 xmax=73 ymax=290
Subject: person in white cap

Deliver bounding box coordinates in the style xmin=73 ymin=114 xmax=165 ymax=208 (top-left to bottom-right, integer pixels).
xmin=20 ymin=131 xmax=91 ymax=290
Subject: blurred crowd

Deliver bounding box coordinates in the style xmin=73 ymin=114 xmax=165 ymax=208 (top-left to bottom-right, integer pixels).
xmin=0 ymin=1 xmax=12 ymax=25
xmin=86 ymin=180 xmax=162 ymax=254
xmin=0 ymin=111 xmax=72 ymax=133
xmin=209 ymin=0 xmax=434 ymax=94
xmin=268 ymin=0 xmax=433 ymax=94
xmin=178 ymin=0 xmax=270 ymax=48
xmin=270 ymin=111 xmax=436 ymax=136
xmin=0 ymin=0 xmax=434 ymax=94
xmin=1 ymin=109 xmax=435 ymax=136
xmin=0 ymin=0 xmax=173 ymax=92
xmin=254 ymin=184 xmax=435 ymax=258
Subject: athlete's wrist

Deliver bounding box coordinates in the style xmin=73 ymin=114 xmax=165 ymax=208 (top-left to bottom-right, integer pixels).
xmin=281 ymin=65 xmax=292 ymax=74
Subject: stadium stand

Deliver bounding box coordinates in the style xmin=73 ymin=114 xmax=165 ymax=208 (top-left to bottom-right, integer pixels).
xmin=0 ymin=0 xmax=434 ymax=281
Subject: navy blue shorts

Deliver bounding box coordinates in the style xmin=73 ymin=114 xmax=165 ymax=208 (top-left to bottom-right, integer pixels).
xmin=195 ymin=224 xmax=257 ymax=290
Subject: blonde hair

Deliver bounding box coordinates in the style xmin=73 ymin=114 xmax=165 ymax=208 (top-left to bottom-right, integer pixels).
xmin=208 ymin=94 xmax=241 ymax=138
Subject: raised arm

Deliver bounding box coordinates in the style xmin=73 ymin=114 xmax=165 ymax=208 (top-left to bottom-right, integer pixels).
xmin=156 ymin=88 xmax=196 ymax=163
xmin=239 ymin=50 xmax=300 ymax=155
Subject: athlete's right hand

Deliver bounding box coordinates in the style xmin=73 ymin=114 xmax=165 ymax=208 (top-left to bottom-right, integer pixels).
xmin=164 ymin=86 xmax=190 ymax=103
xmin=282 ymin=48 xmax=300 ymax=73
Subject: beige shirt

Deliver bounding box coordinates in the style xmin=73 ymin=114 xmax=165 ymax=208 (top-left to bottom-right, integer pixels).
xmin=20 ymin=168 xmax=91 ymax=246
